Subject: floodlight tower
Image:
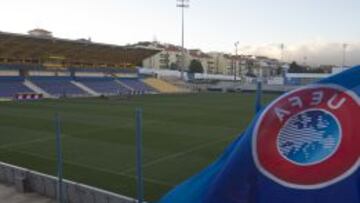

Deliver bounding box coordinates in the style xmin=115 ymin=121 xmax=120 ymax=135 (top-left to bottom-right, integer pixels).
xmin=280 ymin=43 xmax=285 ymax=62
xmin=303 ymin=56 xmax=308 ymax=66
xmin=177 ymin=0 xmax=189 ymax=80
xmin=234 ymin=41 xmax=239 ymax=81
xmin=280 ymin=43 xmax=285 ymax=76
xmin=342 ymin=43 xmax=348 ymax=68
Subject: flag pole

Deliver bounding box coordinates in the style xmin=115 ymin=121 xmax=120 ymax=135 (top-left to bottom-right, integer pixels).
xmin=255 ymin=74 xmax=262 ymax=113
xmin=55 ymin=112 xmax=64 ymax=203
xmin=136 ymin=108 xmax=144 ymax=203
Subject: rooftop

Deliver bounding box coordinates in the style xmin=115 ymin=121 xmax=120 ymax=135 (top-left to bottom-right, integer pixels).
xmin=0 ymin=31 xmax=160 ymax=67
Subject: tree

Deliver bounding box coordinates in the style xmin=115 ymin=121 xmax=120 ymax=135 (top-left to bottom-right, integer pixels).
xmin=245 ymin=72 xmax=256 ymax=77
xmin=288 ymin=61 xmax=327 ymax=73
xmin=288 ymin=61 xmax=305 ymax=73
xmin=188 ymin=59 xmax=204 ymax=73
xmin=170 ymin=62 xmax=179 ymax=70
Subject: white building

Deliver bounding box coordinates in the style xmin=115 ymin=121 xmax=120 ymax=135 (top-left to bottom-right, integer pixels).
xmin=137 ymin=41 xmax=190 ymax=71
xmin=188 ymin=49 xmax=215 ymax=74
xmin=252 ymin=56 xmax=282 ymax=78
xmin=138 ymin=41 xmax=283 ymax=79
xmin=208 ymin=52 xmax=233 ymax=75
xmin=28 ymin=28 xmax=53 ymax=38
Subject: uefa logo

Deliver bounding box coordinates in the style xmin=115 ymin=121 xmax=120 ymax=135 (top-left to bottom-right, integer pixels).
xmin=252 ymin=85 xmax=360 ymax=189
xmin=277 ymin=109 xmax=341 ymax=166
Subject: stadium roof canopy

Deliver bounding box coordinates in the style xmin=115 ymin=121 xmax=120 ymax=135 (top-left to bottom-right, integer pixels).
xmin=0 ymin=31 xmax=160 ymax=68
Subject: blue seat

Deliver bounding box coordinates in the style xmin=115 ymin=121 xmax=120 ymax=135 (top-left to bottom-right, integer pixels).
xmin=118 ymin=78 xmax=155 ymax=92
xmin=0 ymin=77 xmax=34 ymax=97
xmin=31 ymin=77 xmax=87 ymax=97
xmin=77 ymin=77 xmax=129 ymax=95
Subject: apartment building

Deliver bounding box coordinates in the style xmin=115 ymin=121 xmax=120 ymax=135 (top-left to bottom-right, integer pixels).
xmin=137 ymin=41 xmax=282 ymax=78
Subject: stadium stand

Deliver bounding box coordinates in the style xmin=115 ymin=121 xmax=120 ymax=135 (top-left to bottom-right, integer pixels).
xmin=143 ymin=78 xmax=185 ymax=93
xmin=0 ymin=31 xmax=159 ymax=69
xmin=117 ymin=78 xmax=156 ymax=93
xmin=30 ymin=76 xmax=87 ymax=97
xmin=0 ymin=75 xmax=192 ymax=99
xmin=71 ymin=67 xmax=136 ymax=73
xmin=0 ymin=64 xmax=44 ymax=70
xmin=0 ymin=76 xmax=34 ymax=98
xmin=0 ymin=31 xmax=188 ymax=99
xmin=76 ymin=77 xmax=130 ymax=95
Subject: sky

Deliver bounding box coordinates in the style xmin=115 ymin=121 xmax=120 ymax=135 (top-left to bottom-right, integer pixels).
xmin=1 ymin=0 xmax=359 ymax=66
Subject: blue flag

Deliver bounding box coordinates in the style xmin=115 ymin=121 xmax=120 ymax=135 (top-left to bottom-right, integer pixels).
xmin=158 ymin=66 xmax=360 ymax=203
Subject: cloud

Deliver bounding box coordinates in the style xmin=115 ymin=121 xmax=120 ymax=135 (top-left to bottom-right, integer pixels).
xmin=239 ymin=41 xmax=360 ymax=66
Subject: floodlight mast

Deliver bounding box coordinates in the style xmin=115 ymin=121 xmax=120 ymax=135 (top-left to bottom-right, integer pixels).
xmin=280 ymin=43 xmax=285 ymax=62
xmin=342 ymin=43 xmax=348 ymax=68
xmin=280 ymin=43 xmax=285 ymax=75
xmin=234 ymin=41 xmax=239 ymax=81
xmin=177 ymin=0 xmax=189 ymax=80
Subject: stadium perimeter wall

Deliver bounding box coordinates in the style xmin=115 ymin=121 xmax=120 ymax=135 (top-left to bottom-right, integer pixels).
xmin=0 ymin=162 xmax=137 ymax=203
xmin=0 ymin=70 xmax=18 ymax=76
xmin=139 ymin=67 xmax=239 ymax=81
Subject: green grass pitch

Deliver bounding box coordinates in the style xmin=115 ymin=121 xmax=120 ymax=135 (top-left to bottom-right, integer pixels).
xmin=0 ymin=92 xmax=278 ymax=201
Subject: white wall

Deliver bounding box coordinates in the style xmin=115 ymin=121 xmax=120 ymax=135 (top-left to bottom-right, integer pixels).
xmin=267 ymin=77 xmax=284 ymax=85
xmin=139 ymin=68 xmax=240 ymax=81
xmin=0 ymin=162 xmax=136 ymax=203
xmin=29 ymin=71 xmax=56 ymax=76
xmin=332 ymin=67 xmax=348 ymax=74
xmin=75 ymin=72 xmax=105 ymax=77
xmin=286 ymin=73 xmax=331 ymax=79
xmin=194 ymin=73 xmax=240 ymax=81
xmin=0 ymin=70 xmax=18 ymax=76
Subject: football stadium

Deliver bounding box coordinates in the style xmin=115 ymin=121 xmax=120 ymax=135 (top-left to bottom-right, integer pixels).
xmin=0 ymin=1 xmax=359 ymax=203
xmin=0 ymin=30 xmax=281 ymax=202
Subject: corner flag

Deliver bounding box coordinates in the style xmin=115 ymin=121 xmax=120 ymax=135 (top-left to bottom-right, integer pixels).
xmin=158 ymin=66 xmax=360 ymax=203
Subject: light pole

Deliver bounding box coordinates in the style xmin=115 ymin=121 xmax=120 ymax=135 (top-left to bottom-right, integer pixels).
xmin=280 ymin=43 xmax=285 ymax=76
xmin=342 ymin=43 xmax=348 ymax=68
xmin=303 ymin=56 xmax=308 ymax=66
xmin=280 ymin=43 xmax=285 ymax=62
xmin=177 ymin=0 xmax=189 ymax=80
xmin=234 ymin=41 xmax=239 ymax=81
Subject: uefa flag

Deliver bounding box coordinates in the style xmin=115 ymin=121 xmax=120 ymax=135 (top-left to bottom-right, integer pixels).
xmin=158 ymin=66 xmax=360 ymax=203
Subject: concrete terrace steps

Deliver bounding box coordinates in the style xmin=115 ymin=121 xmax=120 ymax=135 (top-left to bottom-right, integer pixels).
xmin=114 ymin=79 xmax=134 ymax=91
xmin=0 ymin=184 xmax=55 ymax=203
xmin=143 ymin=78 xmax=185 ymax=93
xmin=23 ymin=80 xmax=52 ymax=98
xmin=70 ymin=81 xmax=100 ymax=96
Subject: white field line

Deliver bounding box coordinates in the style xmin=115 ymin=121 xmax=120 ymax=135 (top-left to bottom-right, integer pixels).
xmin=0 ymin=133 xmax=235 ymax=187
xmin=2 ymin=148 xmax=173 ymax=187
xmin=0 ymin=136 xmax=61 ymax=149
xmin=0 ymin=127 xmax=102 ymax=150
xmin=121 ymin=136 xmax=233 ymax=174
